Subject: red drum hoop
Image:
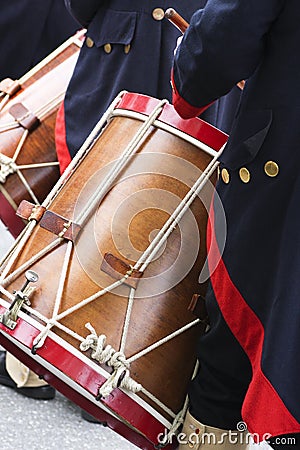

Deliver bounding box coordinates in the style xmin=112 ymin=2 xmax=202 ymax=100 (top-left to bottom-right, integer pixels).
xmin=0 ymin=92 xmax=227 ymax=449
xmin=0 ymin=30 xmax=85 ymax=238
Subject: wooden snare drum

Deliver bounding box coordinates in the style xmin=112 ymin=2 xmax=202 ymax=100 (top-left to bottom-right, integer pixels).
xmin=0 ymin=92 xmax=227 ymax=449
xmin=0 ymin=30 xmax=85 ymax=238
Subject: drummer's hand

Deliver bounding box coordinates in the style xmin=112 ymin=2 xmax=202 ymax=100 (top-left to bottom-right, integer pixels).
xmin=173 ymin=35 xmax=183 ymax=56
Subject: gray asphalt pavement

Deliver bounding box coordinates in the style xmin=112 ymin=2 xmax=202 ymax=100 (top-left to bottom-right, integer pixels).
xmin=0 ymin=384 xmax=136 ymax=450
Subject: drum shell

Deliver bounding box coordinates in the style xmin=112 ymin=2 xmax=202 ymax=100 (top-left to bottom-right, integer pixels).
xmin=0 ymin=93 xmax=227 ymax=447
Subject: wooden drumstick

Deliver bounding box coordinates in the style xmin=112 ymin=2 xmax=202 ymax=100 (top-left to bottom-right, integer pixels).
xmin=165 ymin=8 xmax=245 ymax=90
xmin=164 ymin=8 xmax=188 ymax=33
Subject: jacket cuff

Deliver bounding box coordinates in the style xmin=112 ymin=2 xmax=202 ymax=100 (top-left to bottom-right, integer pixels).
xmin=171 ymin=69 xmax=211 ymax=119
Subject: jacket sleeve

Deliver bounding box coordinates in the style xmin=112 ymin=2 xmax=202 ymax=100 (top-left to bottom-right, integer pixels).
xmin=172 ymin=0 xmax=285 ymax=118
xmin=65 ymin=0 xmax=105 ymax=27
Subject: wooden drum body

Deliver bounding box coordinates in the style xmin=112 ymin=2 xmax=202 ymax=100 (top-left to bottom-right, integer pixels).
xmin=0 ymin=93 xmax=227 ymax=449
xmin=0 ymin=31 xmax=85 ymax=237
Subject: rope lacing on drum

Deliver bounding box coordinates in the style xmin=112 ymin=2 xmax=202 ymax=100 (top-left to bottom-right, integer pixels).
xmin=0 ymin=93 xmax=67 ymax=130
xmin=156 ymin=363 xmax=199 ymax=448
xmin=0 ymin=95 xmax=10 ymax=113
xmin=0 ymin=131 xmax=38 ymax=203
xmin=80 ymin=323 xmax=142 ymax=397
xmin=0 ymin=127 xmax=59 ymax=205
xmin=30 ymin=240 xmax=140 ymax=352
xmin=75 ymin=98 xmax=169 ymax=228
xmin=0 ymin=152 xmax=55 ymax=189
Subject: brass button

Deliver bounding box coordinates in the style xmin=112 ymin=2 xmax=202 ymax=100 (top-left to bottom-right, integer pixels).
xmin=221 ymin=168 xmax=230 ymax=184
xmin=239 ymin=167 xmax=251 ymax=183
xmin=85 ymin=37 xmax=94 ymax=48
xmin=124 ymin=44 xmax=131 ymax=54
xmin=103 ymin=43 xmax=112 ymax=54
xmin=264 ymin=160 xmax=279 ymax=177
xmin=152 ymin=8 xmax=165 ymax=21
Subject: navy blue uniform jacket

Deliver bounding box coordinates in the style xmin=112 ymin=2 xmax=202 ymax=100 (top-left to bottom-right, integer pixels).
xmin=55 ymin=0 xmax=241 ymax=171
xmin=173 ymin=0 xmax=300 ymax=439
xmin=0 ymin=0 xmax=78 ymax=80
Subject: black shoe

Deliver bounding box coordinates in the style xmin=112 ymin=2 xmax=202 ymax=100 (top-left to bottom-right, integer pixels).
xmin=0 ymin=351 xmax=55 ymax=400
xmin=81 ymin=409 xmax=106 ymax=425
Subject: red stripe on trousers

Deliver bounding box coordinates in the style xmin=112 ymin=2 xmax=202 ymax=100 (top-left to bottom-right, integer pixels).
xmin=207 ymin=204 xmax=300 ymax=438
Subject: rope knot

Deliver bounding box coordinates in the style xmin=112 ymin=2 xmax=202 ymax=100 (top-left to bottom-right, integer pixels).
xmin=0 ymin=154 xmax=17 ymax=183
xmin=80 ymin=323 xmax=141 ymax=398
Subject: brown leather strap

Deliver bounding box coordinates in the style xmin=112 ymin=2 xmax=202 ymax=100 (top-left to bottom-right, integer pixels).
xmin=9 ymin=102 xmax=40 ymax=131
xmin=40 ymin=210 xmax=81 ymax=242
xmin=188 ymin=294 xmax=209 ymax=325
xmin=0 ymin=78 xmax=21 ymax=96
xmin=16 ymin=200 xmax=46 ymax=222
xmin=101 ymin=252 xmax=143 ymax=289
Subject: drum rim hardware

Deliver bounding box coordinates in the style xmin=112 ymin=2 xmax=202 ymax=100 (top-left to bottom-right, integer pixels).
xmin=0 ymin=270 xmax=38 ymax=330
